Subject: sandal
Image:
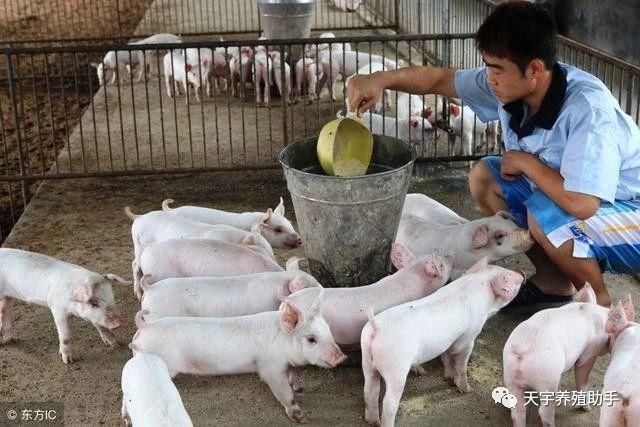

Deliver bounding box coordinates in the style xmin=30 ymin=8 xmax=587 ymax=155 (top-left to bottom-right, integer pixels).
xmin=504 ymin=279 xmax=573 ymax=308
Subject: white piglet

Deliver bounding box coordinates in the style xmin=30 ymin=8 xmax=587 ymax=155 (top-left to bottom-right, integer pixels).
xmin=163 ymin=50 xmax=201 ymax=104
xmin=138 ymin=238 xmax=282 ymax=285
xmin=253 ymin=45 xmax=272 ymax=106
xmin=139 ymin=257 xmax=320 ymax=321
xmin=396 ymin=210 xmax=533 ymax=279
xmin=121 ymin=350 xmax=193 ymax=427
xmin=285 ymin=244 xmax=452 ymax=345
xmin=161 ymin=198 xmax=302 ymax=248
xmin=395 ymin=93 xmax=427 ymax=121
xmin=295 ymin=57 xmax=318 ymax=103
xmin=91 ymin=50 xmax=141 ymax=86
xmin=0 ymin=248 xmax=130 ymax=363
xmin=401 ymin=193 xmax=468 ymax=226
xmin=503 ymin=284 xmax=625 ymax=427
xmin=361 ymin=258 xmax=524 ymax=426
xmin=185 ymin=47 xmax=214 ymax=97
xmin=600 ymin=298 xmax=640 ymax=427
xmin=132 ymin=292 xmax=347 ymax=423
xmin=360 ymin=111 xmax=433 ymax=145
xmin=128 ymin=33 xmax=182 ymax=80
xmin=269 ymin=50 xmax=292 ymax=104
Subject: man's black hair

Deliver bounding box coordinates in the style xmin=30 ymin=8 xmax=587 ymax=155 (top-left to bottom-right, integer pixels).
xmin=475 ymin=1 xmax=557 ymax=74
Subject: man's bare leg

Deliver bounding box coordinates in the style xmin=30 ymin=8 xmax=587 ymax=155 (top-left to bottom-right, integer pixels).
xmin=469 ymin=161 xmax=573 ymax=299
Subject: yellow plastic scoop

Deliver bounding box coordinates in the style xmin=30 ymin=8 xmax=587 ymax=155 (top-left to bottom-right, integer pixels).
xmin=317 ymin=111 xmax=373 ymax=177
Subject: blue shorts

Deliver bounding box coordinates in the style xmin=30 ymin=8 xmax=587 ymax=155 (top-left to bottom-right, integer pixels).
xmin=482 ymin=156 xmax=640 ymax=274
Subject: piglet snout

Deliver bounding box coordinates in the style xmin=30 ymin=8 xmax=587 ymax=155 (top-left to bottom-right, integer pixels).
xmin=287 ymin=236 xmax=303 ymax=248
xmin=105 ymin=309 xmax=124 ymax=330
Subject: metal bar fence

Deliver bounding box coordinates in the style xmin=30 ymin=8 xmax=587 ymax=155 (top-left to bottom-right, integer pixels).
xmin=0 ymin=0 xmax=397 ymax=46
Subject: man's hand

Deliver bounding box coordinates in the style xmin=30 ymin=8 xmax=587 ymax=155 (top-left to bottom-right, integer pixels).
xmin=500 ymin=150 xmax=538 ymax=181
xmin=346 ymin=72 xmax=387 ymax=115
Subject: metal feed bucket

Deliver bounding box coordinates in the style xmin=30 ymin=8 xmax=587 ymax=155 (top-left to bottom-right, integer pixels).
xmin=258 ymin=0 xmax=316 ymax=39
xmin=280 ymin=135 xmax=416 ymax=288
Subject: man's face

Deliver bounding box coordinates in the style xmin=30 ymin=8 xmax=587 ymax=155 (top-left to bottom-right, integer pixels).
xmin=482 ymin=53 xmax=533 ymax=104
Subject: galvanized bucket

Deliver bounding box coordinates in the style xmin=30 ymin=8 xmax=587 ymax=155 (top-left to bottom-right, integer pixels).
xmin=279 ymin=136 xmax=415 ymax=287
xmin=258 ymin=0 xmax=316 ymax=40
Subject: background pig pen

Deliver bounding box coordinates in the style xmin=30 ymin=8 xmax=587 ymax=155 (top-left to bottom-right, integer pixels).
xmin=1 ymin=0 xmax=640 ymax=425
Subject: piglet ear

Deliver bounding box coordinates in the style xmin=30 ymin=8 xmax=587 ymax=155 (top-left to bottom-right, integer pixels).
xmin=103 ymin=274 xmax=132 ymax=286
xmin=260 ymin=209 xmax=273 ymax=227
xmin=308 ymin=289 xmax=324 ymax=317
xmin=285 ymin=256 xmax=304 ymax=272
xmin=287 ymin=275 xmax=308 ymax=294
xmin=621 ymin=294 xmax=635 ymax=321
xmin=390 ymin=243 xmax=415 ymax=270
xmin=463 ymin=257 xmax=488 ymax=275
xmin=71 ymin=277 xmax=93 ymax=302
xmin=450 ymin=104 xmax=461 ymax=117
xmin=574 ymin=282 xmax=597 ymax=304
xmin=496 ymin=210 xmax=512 ymax=220
xmin=422 ymin=107 xmax=432 ymax=119
xmin=606 ymin=302 xmax=630 ymax=336
xmin=472 ymin=225 xmax=489 ymax=249
xmin=274 ymin=197 xmax=285 ymax=216
xmin=279 ymin=301 xmax=302 ymax=333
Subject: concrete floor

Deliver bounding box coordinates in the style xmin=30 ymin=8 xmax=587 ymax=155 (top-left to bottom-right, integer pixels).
xmin=2 ymin=163 xmax=637 ymax=426
xmin=2 ymin=0 xmax=638 ymax=426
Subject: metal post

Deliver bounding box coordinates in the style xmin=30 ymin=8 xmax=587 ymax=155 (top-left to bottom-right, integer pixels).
xmin=394 ymin=0 xmax=400 ymax=32
xmin=5 ymin=52 xmax=31 ymax=207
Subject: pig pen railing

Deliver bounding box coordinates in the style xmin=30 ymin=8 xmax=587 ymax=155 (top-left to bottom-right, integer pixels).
xmin=0 ymin=0 xmax=398 ymax=46
xmin=1 ymin=32 xmax=640 ymax=243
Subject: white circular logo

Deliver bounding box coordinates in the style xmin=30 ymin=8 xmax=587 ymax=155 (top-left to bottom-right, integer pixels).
xmin=6 ymin=409 xmax=17 ymax=420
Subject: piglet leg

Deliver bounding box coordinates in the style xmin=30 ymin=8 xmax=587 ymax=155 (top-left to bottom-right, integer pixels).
xmin=260 ymin=367 xmax=307 ymax=423
xmin=0 ymin=297 xmax=14 ymax=343
xmin=52 ymin=308 xmax=74 ymax=364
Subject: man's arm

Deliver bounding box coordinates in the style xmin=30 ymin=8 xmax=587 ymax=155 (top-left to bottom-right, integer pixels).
xmin=347 ymin=66 xmax=458 ymax=115
xmin=501 ymin=151 xmax=601 ymax=219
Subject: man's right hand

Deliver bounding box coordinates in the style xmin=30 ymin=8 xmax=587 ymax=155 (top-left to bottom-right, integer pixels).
xmin=347 ymin=71 xmax=388 ymax=116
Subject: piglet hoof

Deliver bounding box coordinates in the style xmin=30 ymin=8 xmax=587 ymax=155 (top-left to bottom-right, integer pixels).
xmin=102 ymin=335 xmax=119 ymax=347
xmin=1 ymin=334 xmax=15 ymax=344
xmin=60 ymin=350 xmax=74 ymax=364
xmin=364 ymin=414 xmax=381 ymax=426
xmin=455 ymin=382 xmax=472 ymax=394
xmin=411 ymin=364 xmax=426 ymax=376
xmin=287 ymin=408 xmax=308 ymax=424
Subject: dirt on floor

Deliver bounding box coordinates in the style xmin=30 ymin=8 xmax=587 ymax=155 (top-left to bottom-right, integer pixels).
xmin=0 ymin=0 xmax=157 ymax=242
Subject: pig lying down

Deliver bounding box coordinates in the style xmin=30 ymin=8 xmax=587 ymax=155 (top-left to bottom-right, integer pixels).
xmin=396 ymin=210 xmax=533 ymax=279
xmin=601 ymin=299 xmax=640 ymax=427
xmin=121 ymin=349 xmax=193 ymax=427
xmin=361 ymin=258 xmax=523 ymax=426
xmin=503 ymin=284 xmax=624 ymax=427
xmin=132 ymin=292 xmax=346 ymax=423
xmin=285 ymin=244 xmax=452 ymax=345
xmin=161 ymin=197 xmax=302 ymax=249
xmin=139 ymin=257 xmax=321 ymax=320
xmin=0 ymin=248 xmax=130 ymax=363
